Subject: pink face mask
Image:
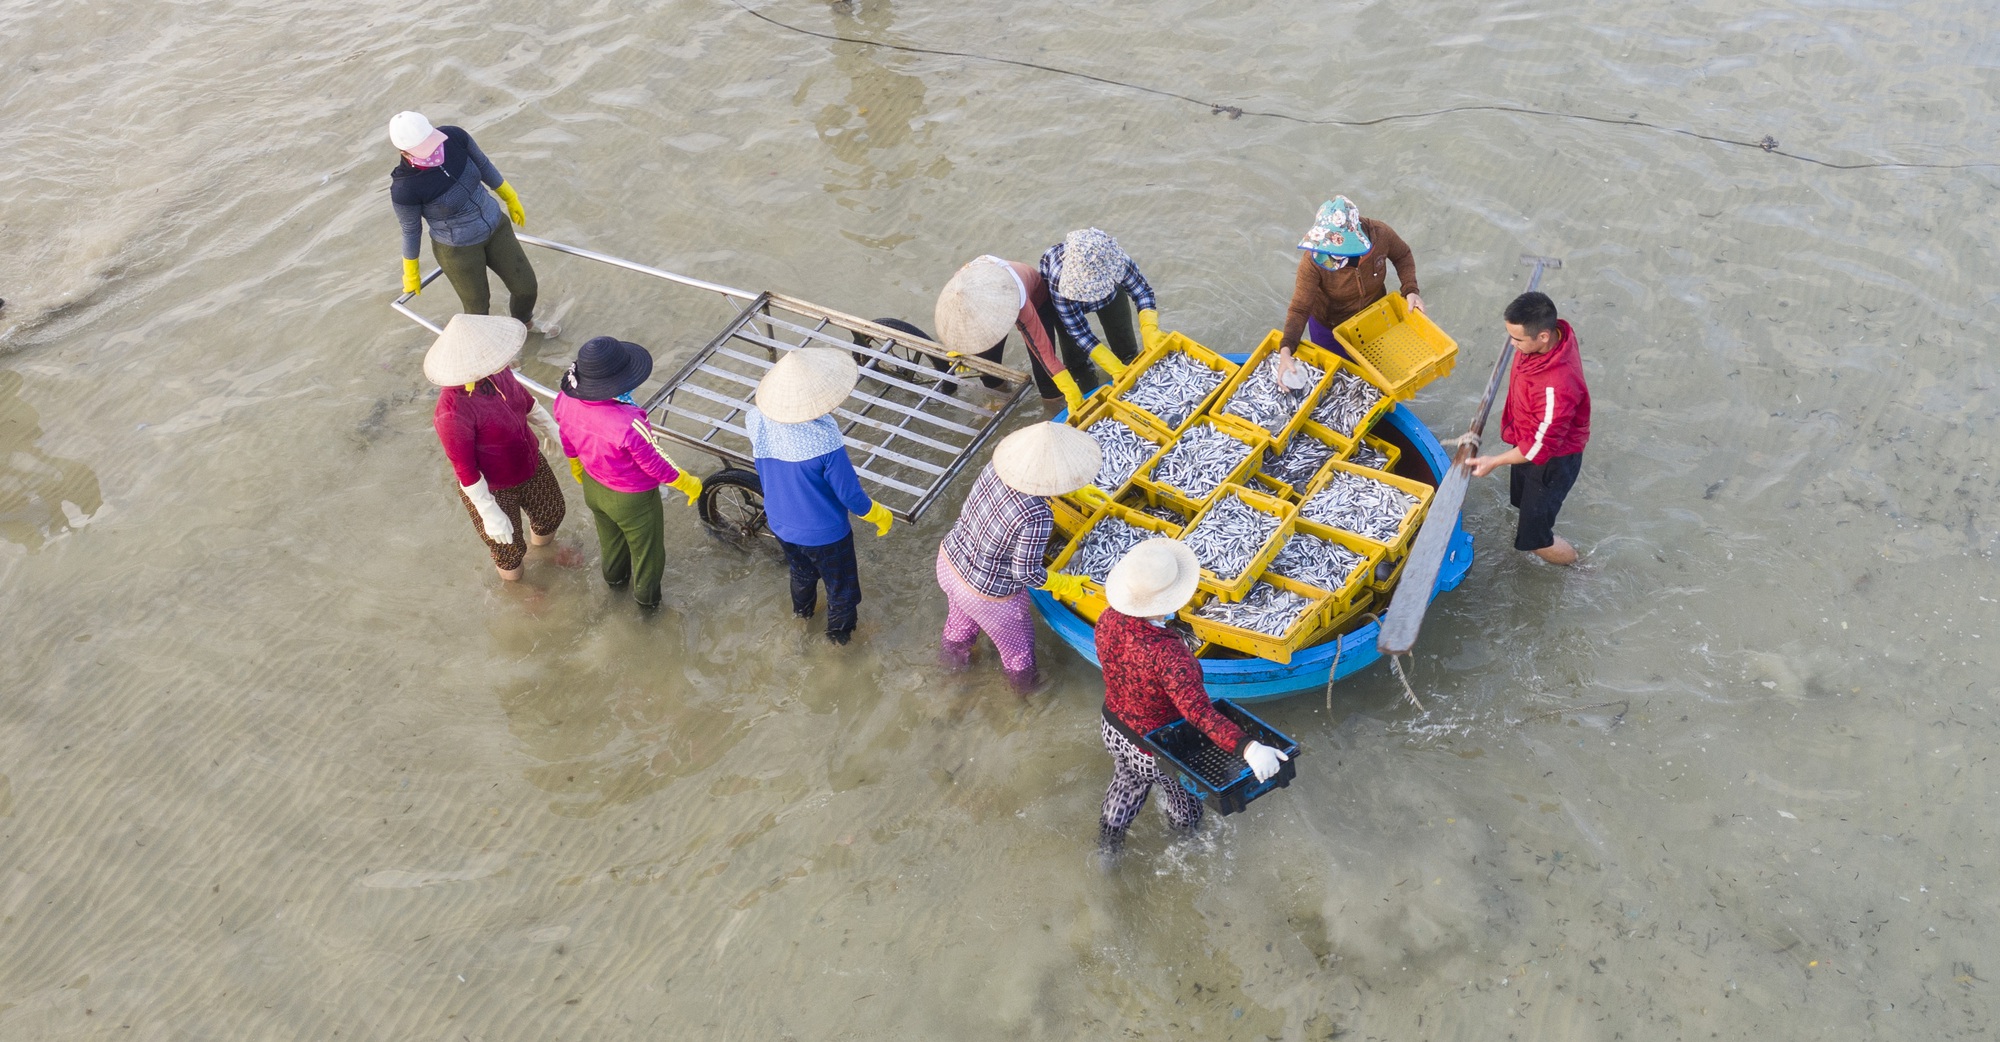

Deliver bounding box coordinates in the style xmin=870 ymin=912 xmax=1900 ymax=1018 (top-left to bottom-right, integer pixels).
xmin=406 ymin=141 xmax=447 ymax=168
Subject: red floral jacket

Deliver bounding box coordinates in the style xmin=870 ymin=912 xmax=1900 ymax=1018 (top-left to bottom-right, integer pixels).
xmin=1095 ymin=608 xmax=1245 ymax=753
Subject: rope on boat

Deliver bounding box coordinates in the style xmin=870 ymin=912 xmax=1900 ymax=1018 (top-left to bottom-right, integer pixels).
xmin=727 ymin=1 xmax=1994 ymax=173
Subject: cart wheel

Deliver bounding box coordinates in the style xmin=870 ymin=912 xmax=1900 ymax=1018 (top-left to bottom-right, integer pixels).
xmin=697 ymin=468 xmax=771 ymax=547
xmin=853 ymin=318 xmax=959 ymax=396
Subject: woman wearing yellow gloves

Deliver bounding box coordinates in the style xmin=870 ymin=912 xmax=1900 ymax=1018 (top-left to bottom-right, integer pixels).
xmin=1035 ymin=228 xmax=1166 ymax=385
xmin=552 ymin=337 xmax=701 ymax=610
xmin=388 ymin=111 xmax=554 ymax=334
xmin=935 ymin=255 xmax=1094 ymax=418
xmin=935 ymin=422 xmax=1101 ymax=692
xmin=747 ymin=349 xmax=894 ymax=646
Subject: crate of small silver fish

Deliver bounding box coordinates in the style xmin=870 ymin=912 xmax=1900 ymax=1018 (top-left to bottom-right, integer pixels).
xmin=1134 ymin=412 xmax=1269 ymax=513
xmin=1046 ymin=503 xmax=1185 ymax=623
xmin=1214 ymin=332 xmax=1343 ymax=449
xmin=1306 ymin=352 xmax=1395 ymax=443
xmin=1184 ymin=573 xmax=1353 ymax=664
xmin=1297 ymin=459 xmax=1434 ymax=555
xmin=1262 ymin=519 xmax=1385 ymax=628
xmin=1178 ymin=482 xmax=1296 ymax=602
xmin=1259 ymin=421 xmax=1350 ymax=499
xmin=1108 ymin=332 xmax=1239 ymax=435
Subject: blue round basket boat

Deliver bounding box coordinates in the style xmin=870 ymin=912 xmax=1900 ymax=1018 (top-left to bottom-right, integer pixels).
xmin=1032 ymin=357 xmax=1475 ymax=702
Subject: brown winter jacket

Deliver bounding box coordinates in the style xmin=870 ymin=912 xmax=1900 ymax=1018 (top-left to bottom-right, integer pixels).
xmin=1278 ymin=217 xmax=1420 ymax=352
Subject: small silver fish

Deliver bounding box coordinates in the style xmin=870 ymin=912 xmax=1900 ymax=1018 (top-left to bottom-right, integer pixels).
xmin=1299 ymin=471 xmax=1417 ymax=544
xmin=1222 ymin=355 xmax=1323 ymax=436
xmin=1191 ymin=580 xmax=1313 ymax=635
xmin=1150 ymin=423 xmax=1254 ymax=501
xmin=1180 ymin=491 xmax=1281 ymax=580
xmin=1083 ymin=419 xmax=1156 ymax=492
xmin=1312 ymin=370 xmax=1383 ymax=437
xmin=1120 ymin=351 xmax=1227 ymax=429
xmin=1059 ymin=516 xmax=1153 ymax=583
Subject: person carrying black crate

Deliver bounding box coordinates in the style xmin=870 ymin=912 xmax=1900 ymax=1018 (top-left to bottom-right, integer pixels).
xmin=1468 ymin=291 xmax=1591 ymax=566
xmin=1094 ymin=539 xmax=1289 ymax=856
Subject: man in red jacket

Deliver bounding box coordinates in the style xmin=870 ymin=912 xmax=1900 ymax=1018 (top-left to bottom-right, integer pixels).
xmin=1470 ymin=292 xmax=1591 ymax=565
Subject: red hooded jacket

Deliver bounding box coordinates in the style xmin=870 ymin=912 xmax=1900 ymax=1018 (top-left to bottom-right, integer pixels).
xmin=1500 ymin=319 xmax=1590 ymax=464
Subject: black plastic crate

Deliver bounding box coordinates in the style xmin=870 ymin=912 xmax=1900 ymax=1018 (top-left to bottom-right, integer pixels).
xmin=1143 ymin=700 xmax=1301 ymax=816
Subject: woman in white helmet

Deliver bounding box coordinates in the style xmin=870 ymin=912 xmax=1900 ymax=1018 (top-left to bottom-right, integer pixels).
xmin=387 ymin=111 xmax=554 ymax=335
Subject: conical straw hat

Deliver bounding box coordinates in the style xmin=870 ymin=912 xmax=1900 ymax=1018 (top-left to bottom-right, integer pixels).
xmin=756 ymin=348 xmax=858 ymax=423
xmin=424 ymin=314 xmax=527 ymax=386
xmin=992 ymin=421 xmax=1102 ymax=496
xmin=934 ymin=258 xmax=1021 ymax=355
xmin=1105 ymin=538 xmax=1202 ymax=619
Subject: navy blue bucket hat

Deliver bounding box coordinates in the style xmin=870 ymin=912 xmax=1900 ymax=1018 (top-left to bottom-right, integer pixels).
xmin=564 ymin=336 xmax=654 ymax=400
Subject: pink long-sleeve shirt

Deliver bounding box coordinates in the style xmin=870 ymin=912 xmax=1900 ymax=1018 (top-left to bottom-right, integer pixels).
xmin=551 ymin=392 xmax=682 ymax=493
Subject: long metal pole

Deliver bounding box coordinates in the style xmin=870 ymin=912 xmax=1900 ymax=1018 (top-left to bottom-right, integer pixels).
xmin=1376 ymin=254 xmax=1561 ymax=656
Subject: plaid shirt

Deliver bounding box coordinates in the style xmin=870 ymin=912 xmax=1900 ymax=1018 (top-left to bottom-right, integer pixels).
xmin=941 ymin=464 xmax=1054 ymax=598
xmin=1036 ymin=242 xmax=1158 ymax=353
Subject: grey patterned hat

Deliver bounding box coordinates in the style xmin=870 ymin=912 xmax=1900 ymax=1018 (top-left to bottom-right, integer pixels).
xmin=1057 ymin=228 xmax=1125 ymax=302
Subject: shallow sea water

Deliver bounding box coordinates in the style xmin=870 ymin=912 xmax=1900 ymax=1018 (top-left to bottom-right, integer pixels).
xmin=3 ymin=0 xmax=1998 ymax=1038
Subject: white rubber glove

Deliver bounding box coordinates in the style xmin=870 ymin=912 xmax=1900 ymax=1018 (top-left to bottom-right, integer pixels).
xmin=1242 ymin=740 xmax=1289 ymax=783
xmin=527 ymin=400 xmax=559 ymax=443
xmin=462 ymin=476 xmax=515 ymax=543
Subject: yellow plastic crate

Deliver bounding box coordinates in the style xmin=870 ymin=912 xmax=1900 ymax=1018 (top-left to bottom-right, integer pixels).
xmin=1338 ymin=431 xmax=1402 ymax=477
xmin=1297 ymin=459 xmax=1435 ymax=556
xmin=1178 ymin=573 xmax=1337 ymax=666
xmin=1257 ymin=420 xmax=1352 ymax=500
xmin=1048 ymin=489 xmax=1102 ymax=545
xmin=1211 ymin=331 xmax=1342 ymax=448
xmin=1061 ymin=398 xmax=1172 ymax=513
xmin=1108 ymin=331 xmax=1240 ymax=435
xmin=1330 ymin=293 xmax=1459 ymax=401
xmin=1260 ymin=518 xmax=1385 ymax=626
xmin=1181 ymin=482 xmax=1296 ymax=603
xmin=1245 ymin=471 xmax=1300 ymax=504
xmin=1135 ymin=412 xmax=1271 ymax=514
xmin=1115 ymin=479 xmax=1197 ymax=531
xmin=1046 ymin=503 xmax=1185 ymax=624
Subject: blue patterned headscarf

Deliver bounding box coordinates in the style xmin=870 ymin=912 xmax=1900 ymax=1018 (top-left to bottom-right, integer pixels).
xmin=746 ymin=407 xmax=845 ymax=462
xmin=1299 ymin=197 xmax=1371 ymax=269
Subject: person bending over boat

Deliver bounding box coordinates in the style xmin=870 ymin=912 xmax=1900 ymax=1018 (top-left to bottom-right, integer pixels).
xmin=553 ymin=337 xmax=701 ymax=608
xmin=935 ymin=423 xmax=1101 ymax=692
xmin=1037 ymin=229 xmax=1166 ymax=386
xmin=1095 ymin=539 xmax=1288 ymax=855
xmin=388 ymin=111 xmax=555 ymax=335
xmin=1275 ymin=196 xmax=1422 ymax=384
xmin=1469 ymin=292 xmax=1591 ymax=566
xmin=426 ymin=315 xmax=566 ymax=581
xmin=747 ymin=349 xmax=895 ymax=645
xmin=936 ymin=255 xmax=1093 ymax=417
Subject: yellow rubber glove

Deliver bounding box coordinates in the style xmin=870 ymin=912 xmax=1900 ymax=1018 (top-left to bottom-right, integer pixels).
xmin=1049 ymin=370 xmax=1087 ymax=416
xmin=1089 ymin=344 xmax=1128 ymax=379
xmin=402 ymin=258 xmax=422 ymax=295
xmin=568 ymin=457 xmax=584 ymax=484
xmin=862 ymin=501 xmax=894 ymax=538
xmin=1070 ymin=484 xmax=1110 ymax=510
xmin=1137 ymin=308 xmax=1163 ymax=352
xmin=493 ymin=181 xmax=526 ymax=227
xmin=1042 ymin=567 xmax=1088 ymax=602
xmin=665 ymin=470 xmax=702 ymax=507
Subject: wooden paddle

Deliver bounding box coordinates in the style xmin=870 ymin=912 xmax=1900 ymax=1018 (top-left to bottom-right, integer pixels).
xmin=1376 ymin=254 xmax=1562 ymax=656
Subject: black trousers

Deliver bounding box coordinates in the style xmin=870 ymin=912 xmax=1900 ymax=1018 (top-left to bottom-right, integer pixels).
xmin=970 ymin=295 xmax=1121 ymax=400
xmin=1509 ymin=451 xmax=1583 ymax=551
xmin=780 ymin=533 xmax=861 ymax=636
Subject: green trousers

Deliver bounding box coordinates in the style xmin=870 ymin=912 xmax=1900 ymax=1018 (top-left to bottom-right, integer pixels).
xmin=581 ymin=473 xmax=665 ymax=608
xmin=432 ymin=219 xmax=538 ymax=324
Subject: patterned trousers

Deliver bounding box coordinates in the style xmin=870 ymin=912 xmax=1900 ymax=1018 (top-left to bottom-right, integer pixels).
xmin=1100 ymin=720 xmax=1203 ymax=832
xmin=457 ymin=452 xmax=566 ymax=570
xmin=935 ymin=547 xmax=1037 ymax=674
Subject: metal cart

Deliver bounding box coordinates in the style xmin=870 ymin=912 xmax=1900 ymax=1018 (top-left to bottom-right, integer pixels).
xmin=392 ymin=234 xmax=1034 ymax=544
